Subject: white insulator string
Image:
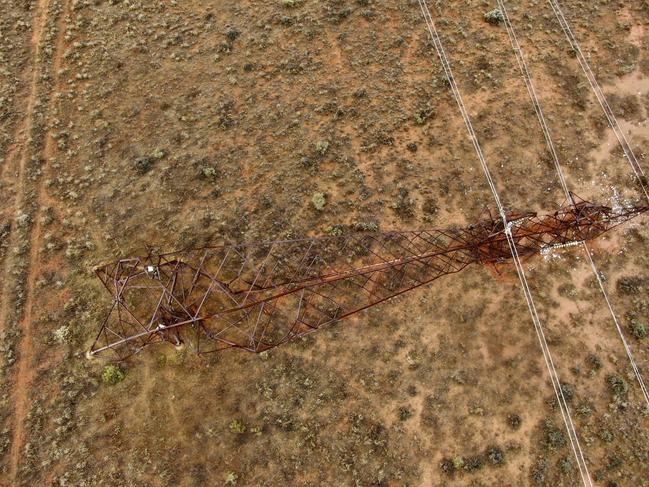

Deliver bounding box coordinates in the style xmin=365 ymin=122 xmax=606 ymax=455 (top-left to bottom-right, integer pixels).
xmin=498 ymin=0 xmax=649 ymax=410
xmin=416 ymin=1 xmax=592 ymax=485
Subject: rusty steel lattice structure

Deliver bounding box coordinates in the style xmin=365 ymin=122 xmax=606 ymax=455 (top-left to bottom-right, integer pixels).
xmin=90 ymin=199 xmax=648 ymax=359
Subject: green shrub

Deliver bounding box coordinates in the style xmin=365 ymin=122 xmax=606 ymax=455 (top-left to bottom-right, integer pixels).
xmin=398 ymin=406 xmax=412 ymax=421
xmin=507 ymin=413 xmax=522 ymax=429
xmin=133 ymin=149 xmax=165 ymax=174
xmin=312 ymin=192 xmax=326 ymax=211
xmin=559 ymin=457 xmax=573 ymax=474
xmin=560 ymin=382 xmax=575 ymax=403
xmin=391 ymin=188 xmax=415 ymax=219
xmin=484 ymin=9 xmax=504 ymax=24
xmin=607 ymin=456 xmax=623 ymax=471
xmin=486 ymin=446 xmax=505 ymax=466
xmin=354 ymin=221 xmax=379 ymax=232
xmin=229 ymin=419 xmax=246 ymax=434
xmin=327 ymin=224 xmax=344 ymax=236
xmin=225 ymin=28 xmax=240 ymax=42
xmin=532 ymin=458 xmax=548 ymax=484
xmin=599 ymin=429 xmax=614 ymax=443
xmin=630 ymin=319 xmax=647 ymax=339
xmin=200 ymin=165 xmax=218 ymax=181
xmin=576 ymin=403 xmax=592 ymax=417
xmin=102 ymin=364 xmax=125 ymax=385
xmin=607 ymin=375 xmax=628 ymax=396
xmin=151 ymin=148 xmax=167 ymax=159
xmin=544 ymin=421 xmax=566 ymax=450
xmin=315 ymin=140 xmax=329 ymax=156
xmin=134 ymin=156 xmax=154 ymax=174
xmin=54 ymin=325 xmax=73 ymax=344
xmin=413 ymin=106 xmax=434 ymax=125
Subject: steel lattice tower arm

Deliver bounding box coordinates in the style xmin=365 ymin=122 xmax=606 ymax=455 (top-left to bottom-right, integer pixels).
xmin=89 ymin=199 xmax=648 ymax=360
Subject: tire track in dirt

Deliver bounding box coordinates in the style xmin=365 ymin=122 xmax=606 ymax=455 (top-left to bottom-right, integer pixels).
xmin=1 ymin=0 xmax=68 ymax=483
xmin=1 ymin=0 xmax=52 ymax=476
xmin=0 ymin=23 xmax=41 ymax=186
xmin=0 ymin=2 xmax=51 ymax=336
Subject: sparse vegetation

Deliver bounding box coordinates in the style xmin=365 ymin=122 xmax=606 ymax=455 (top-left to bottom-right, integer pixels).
xmin=607 ymin=375 xmax=629 ymax=397
xmin=311 ymin=192 xmax=326 ymax=210
xmin=543 ymin=421 xmax=567 ymax=450
xmin=507 ymin=413 xmax=522 ymax=430
xmin=134 ymin=156 xmax=154 ymax=174
xmin=629 ymin=318 xmax=647 ymax=339
xmin=484 ymin=9 xmax=504 ymax=25
xmin=315 ymin=140 xmax=329 ymax=156
xmin=229 ymin=419 xmax=246 ymax=434
xmin=1 ymin=0 xmax=648 ymax=485
xmin=617 ymin=276 xmax=646 ymax=295
xmin=102 ymin=365 xmax=125 ymax=385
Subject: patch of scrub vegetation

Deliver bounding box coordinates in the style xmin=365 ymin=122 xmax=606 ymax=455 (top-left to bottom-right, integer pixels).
xmin=484 ymin=9 xmax=504 ymax=25
xmin=102 ymin=364 xmax=125 ymax=385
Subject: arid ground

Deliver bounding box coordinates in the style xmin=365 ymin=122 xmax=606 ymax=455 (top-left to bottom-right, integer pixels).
xmin=1 ymin=0 xmax=649 ymax=485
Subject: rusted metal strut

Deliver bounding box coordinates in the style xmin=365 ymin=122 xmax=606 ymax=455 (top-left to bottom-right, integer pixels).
xmin=89 ymin=199 xmax=648 ymax=359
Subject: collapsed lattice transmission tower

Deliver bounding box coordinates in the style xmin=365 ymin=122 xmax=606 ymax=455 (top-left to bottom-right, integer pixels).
xmin=90 ymin=198 xmax=647 ymax=359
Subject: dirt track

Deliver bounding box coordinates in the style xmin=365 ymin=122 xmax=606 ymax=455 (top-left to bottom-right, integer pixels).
xmin=0 ymin=0 xmax=70 ymax=483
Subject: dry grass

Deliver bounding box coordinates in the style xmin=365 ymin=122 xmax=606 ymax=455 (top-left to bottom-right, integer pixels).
xmin=0 ymin=0 xmax=648 ymax=485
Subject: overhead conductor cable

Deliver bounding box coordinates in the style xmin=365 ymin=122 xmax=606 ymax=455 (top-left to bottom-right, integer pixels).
xmin=416 ymin=1 xmax=592 ymax=485
xmin=497 ymin=0 xmax=649 ymax=409
xmin=549 ymin=0 xmax=649 ymax=202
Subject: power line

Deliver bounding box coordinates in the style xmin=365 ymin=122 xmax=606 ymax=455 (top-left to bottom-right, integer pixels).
xmin=584 ymin=245 xmax=649 ymax=405
xmin=416 ymin=1 xmax=592 ymax=485
xmin=495 ymin=0 xmax=574 ymax=204
xmin=496 ymin=0 xmax=649 ymax=410
xmin=548 ymin=0 xmax=649 ymax=202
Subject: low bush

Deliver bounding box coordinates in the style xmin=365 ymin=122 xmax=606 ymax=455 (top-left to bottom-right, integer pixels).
xmin=484 ymin=9 xmax=504 ymax=24
xmin=102 ymin=364 xmax=125 ymax=385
